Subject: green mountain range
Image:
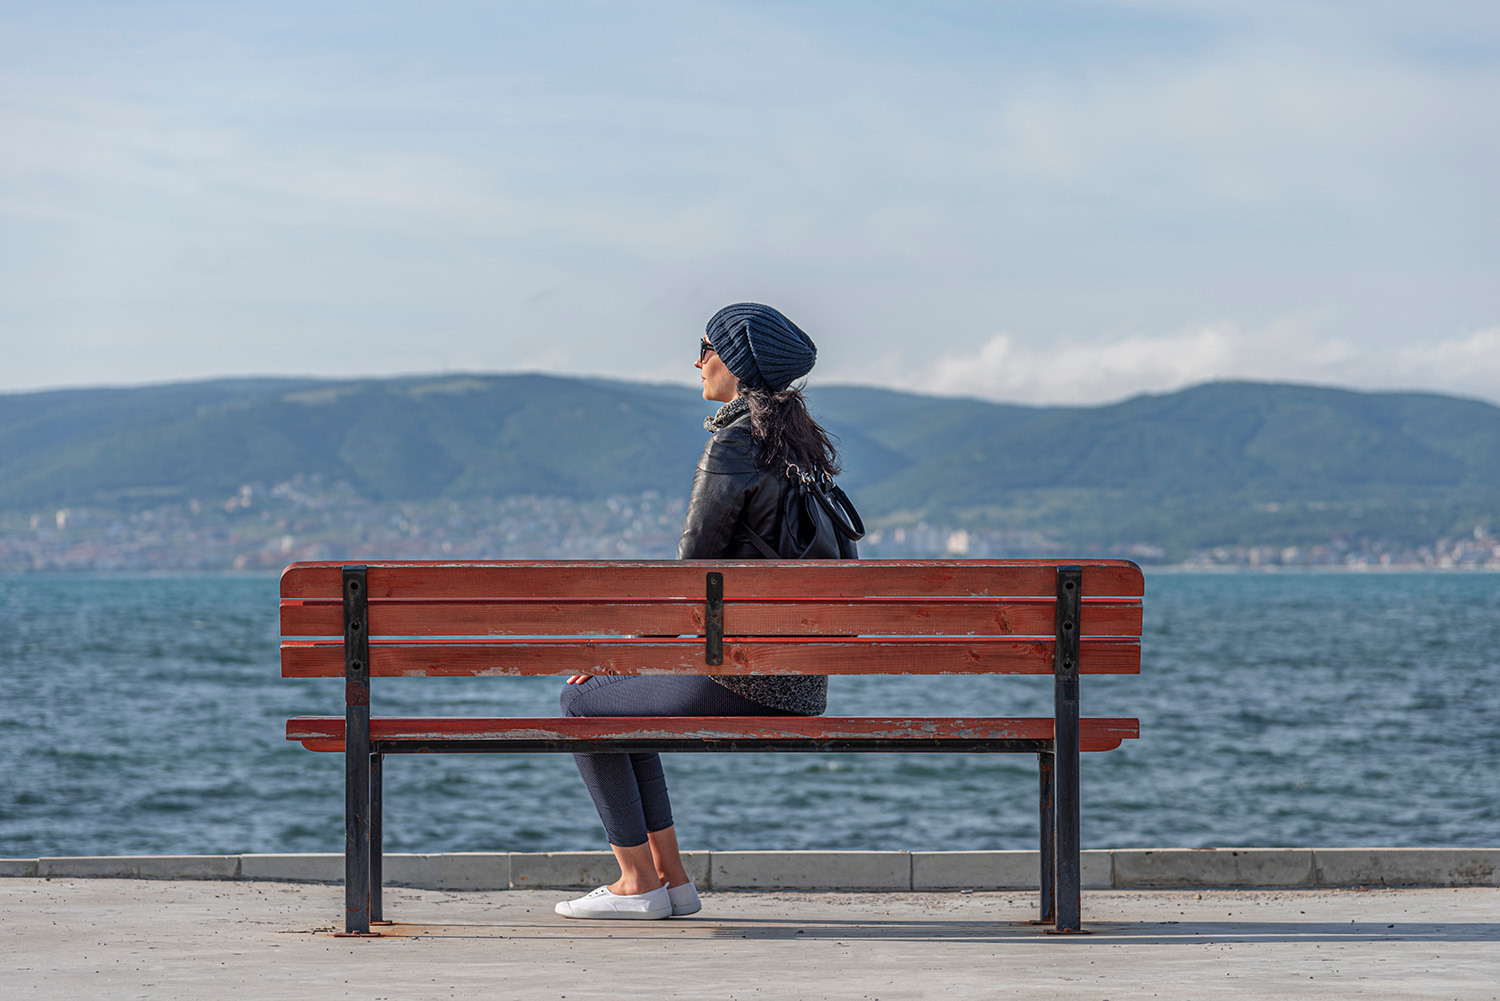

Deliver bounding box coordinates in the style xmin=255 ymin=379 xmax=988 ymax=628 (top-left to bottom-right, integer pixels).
xmin=3 ymin=374 xmax=1497 ymax=557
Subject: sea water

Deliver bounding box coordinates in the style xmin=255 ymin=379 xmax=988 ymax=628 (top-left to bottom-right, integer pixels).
xmin=1 ymin=572 xmax=1496 ymax=857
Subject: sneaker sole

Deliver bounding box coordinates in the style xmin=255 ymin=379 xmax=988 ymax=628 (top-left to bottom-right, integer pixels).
xmin=555 ymin=905 xmax=672 ymax=920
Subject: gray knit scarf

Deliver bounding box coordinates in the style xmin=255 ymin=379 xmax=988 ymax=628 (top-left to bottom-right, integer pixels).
xmin=704 ymin=396 xmax=750 ymax=432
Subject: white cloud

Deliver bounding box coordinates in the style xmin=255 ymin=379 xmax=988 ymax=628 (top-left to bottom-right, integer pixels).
xmin=1393 ymin=328 xmax=1500 ymax=401
xmin=910 ymin=325 xmax=1252 ymax=404
xmin=907 ymin=325 xmax=1500 ymax=406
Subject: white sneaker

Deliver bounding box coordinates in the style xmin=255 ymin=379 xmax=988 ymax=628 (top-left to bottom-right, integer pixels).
xmin=554 ymin=885 xmax=671 ymax=920
xmin=667 ymin=879 xmax=701 ymax=917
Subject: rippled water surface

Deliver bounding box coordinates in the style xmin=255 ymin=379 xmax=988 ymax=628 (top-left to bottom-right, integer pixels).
xmin=1 ymin=572 xmax=1496 ymax=856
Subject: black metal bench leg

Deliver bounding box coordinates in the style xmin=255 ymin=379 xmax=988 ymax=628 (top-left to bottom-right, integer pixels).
xmin=1038 ymin=751 xmax=1055 ymax=925
xmin=1053 ymin=736 xmax=1081 ymax=932
xmin=344 ymin=708 xmax=372 ymax=934
xmin=1052 ymin=566 xmax=1083 ymax=933
xmin=341 ymin=565 xmax=375 ymax=936
xmin=371 ymin=751 xmax=384 ymax=924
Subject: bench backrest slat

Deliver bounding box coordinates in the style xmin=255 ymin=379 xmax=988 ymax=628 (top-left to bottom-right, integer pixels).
xmin=280 ymin=596 xmax=1142 ymax=638
xmin=279 ymin=560 xmax=1144 ymax=600
xmin=281 ymin=636 xmax=1141 ymax=678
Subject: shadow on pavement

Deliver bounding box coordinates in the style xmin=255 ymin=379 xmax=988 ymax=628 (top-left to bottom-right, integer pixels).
xmin=327 ymin=917 xmax=1500 ymax=945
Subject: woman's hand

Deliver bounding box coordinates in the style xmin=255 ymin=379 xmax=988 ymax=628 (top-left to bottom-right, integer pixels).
xmin=567 ymin=675 xmax=592 ymax=685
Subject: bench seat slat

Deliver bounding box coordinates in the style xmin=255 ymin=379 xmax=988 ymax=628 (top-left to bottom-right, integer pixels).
xmin=281 ymin=636 xmax=1140 ymax=677
xmin=280 ymin=560 xmax=1146 ymax=600
xmin=287 ymin=715 xmax=1141 ymax=753
xmin=280 ymin=596 xmax=1142 ymax=638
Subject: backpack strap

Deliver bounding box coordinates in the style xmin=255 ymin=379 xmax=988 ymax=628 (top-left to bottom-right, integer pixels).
xmin=736 ymin=519 xmax=783 ymax=559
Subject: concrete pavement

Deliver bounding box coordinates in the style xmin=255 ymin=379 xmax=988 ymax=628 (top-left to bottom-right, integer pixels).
xmin=3 ymin=878 xmax=1496 ymax=1000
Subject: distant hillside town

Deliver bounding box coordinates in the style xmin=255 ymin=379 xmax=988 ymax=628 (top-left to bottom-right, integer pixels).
xmin=3 ymin=477 xmax=1494 ymax=573
xmin=3 ymin=375 xmax=1499 ymax=570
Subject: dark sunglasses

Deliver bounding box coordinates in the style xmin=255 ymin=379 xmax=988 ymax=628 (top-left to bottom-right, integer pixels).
xmin=698 ymin=337 xmax=715 ymax=362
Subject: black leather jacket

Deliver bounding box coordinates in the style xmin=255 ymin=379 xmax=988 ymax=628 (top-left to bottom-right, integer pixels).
xmin=677 ymin=413 xmax=785 ymax=560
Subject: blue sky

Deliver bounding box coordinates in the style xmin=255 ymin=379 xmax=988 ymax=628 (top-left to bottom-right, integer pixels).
xmin=2 ymin=0 xmax=1497 ymax=403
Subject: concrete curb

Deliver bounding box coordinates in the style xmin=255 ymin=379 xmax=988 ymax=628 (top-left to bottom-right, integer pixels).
xmin=3 ymin=848 xmax=1496 ymax=890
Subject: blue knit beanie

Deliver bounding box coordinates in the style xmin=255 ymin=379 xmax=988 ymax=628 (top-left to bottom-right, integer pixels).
xmin=705 ymin=303 xmax=817 ymax=392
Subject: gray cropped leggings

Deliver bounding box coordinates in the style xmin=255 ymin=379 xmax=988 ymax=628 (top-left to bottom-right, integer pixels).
xmin=559 ymin=675 xmax=792 ymax=847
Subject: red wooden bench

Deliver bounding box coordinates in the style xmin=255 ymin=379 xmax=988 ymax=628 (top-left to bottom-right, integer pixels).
xmin=281 ymin=559 xmax=1143 ymax=934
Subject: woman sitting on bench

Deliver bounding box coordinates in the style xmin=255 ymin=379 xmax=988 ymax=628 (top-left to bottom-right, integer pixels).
xmin=554 ymin=303 xmax=842 ymax=920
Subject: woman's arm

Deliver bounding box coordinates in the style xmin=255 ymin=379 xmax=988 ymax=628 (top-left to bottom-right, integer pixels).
xmin=678 ymin=463 xmax=755 ymax=559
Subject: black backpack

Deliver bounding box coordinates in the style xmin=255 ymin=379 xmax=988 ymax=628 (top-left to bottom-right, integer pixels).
xmin=739 ymin=463 xmax=864 ymax=560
